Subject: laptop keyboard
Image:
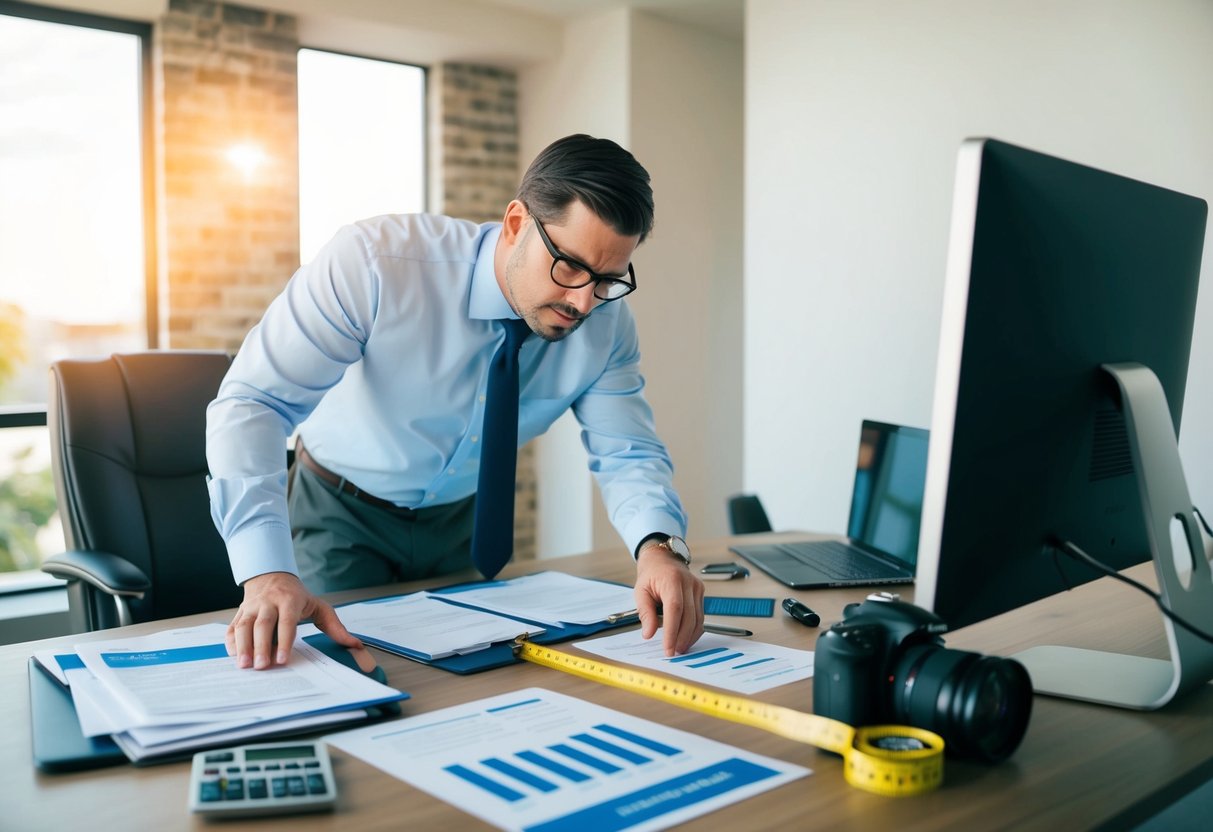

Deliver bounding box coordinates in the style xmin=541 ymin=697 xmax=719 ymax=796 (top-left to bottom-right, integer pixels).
xmin=776 ymin=540 xmax=903 ymax=580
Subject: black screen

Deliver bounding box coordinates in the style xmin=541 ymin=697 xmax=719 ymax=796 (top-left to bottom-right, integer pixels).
xmin=917 ymin=138 xmax=1207 ymax=630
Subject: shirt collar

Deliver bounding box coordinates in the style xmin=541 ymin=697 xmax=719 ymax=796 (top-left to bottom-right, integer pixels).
xmin=468 ymin=224 xmax=518 ymax=321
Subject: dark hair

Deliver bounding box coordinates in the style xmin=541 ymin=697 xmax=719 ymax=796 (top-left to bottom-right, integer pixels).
xmin=516 ymin=134 xmax=654 ymax=242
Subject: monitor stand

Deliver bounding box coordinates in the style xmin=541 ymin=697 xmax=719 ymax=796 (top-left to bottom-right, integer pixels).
xmin=1013 ymin=363 xmax=1213 ymax=710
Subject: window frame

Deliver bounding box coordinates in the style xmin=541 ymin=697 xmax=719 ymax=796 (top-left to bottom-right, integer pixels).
xmin=0 ymin=1 xmax=155 ymax=588
xmin=0 ymin=0 xmax=158 ymax=376
xmin=296 ymin=44 xmax=431 ymax=254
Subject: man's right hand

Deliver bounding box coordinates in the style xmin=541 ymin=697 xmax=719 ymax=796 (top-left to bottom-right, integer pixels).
xmin=226 ymin=572 xmax=363 ymax=669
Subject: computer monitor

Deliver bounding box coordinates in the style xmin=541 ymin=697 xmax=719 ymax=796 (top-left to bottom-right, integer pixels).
xmin=915 ymin=138 xmax=1212 ymax=710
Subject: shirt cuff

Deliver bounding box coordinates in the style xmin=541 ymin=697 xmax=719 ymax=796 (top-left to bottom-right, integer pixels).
xmin=225 ymin=521 xmax=299 ymax=586
xmin=621 ymin=510 xmax=685 ymax=560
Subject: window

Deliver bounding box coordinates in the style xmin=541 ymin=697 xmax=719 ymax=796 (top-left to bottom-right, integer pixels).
xmin=0 ymin=3 xmax=152 ymax=577
xmin=297 ymin=49 xmax=426 ymax=263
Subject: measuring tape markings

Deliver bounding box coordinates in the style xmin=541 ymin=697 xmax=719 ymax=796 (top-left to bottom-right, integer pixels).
xmin=514 ymin=640 xmax=944 ymax=798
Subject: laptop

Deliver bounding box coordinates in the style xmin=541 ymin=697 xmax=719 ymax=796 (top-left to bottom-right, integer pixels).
xmin=730 ymin=420 xmax=929 ymax=588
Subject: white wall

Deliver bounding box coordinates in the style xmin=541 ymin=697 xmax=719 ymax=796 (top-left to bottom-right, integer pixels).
xmin=520 ymin=9 xmax=633 ymax=558
xmin=629 ymin=13 xmax=744 ymax=546
xmin=745 ymin=0 xmax=1213 ymax=534
xmin=521 ymin=9 xmax=745 ymax=556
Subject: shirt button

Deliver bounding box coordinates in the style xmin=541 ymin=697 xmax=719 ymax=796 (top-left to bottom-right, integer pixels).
xmin=478 ymin=395 xmax=486 ymax=403
xmin=426 ymin=493 xmax=435 ymax=501
xmin=447 ymin=469 xmax=456 ymax=475
xmin=471 ymin=435 xmax=479 ymax=443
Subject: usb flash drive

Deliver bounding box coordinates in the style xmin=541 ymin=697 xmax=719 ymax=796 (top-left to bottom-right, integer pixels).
xmin=782 ymin=597 xmax=820 ymax=627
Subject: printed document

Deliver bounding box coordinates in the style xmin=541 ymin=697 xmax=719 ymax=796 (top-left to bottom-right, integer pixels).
xmin=429 ymin=572 xmax=636 ymax=626
xmin=575 ymin=630 xmax=814 ymax=694
xmin=72 ymin=623 xmax=403 ymax=730
xmin=327 ymin=687 xmax=809 ymax=832
xmin=337 ymin=593 xmax=546 ymax=659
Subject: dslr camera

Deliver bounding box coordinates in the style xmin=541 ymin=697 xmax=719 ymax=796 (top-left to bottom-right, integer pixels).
xmin=813 ymin=592 xmax=1032 ymax=762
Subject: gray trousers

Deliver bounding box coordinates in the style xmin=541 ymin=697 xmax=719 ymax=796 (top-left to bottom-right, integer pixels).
xmin=288 ymin=462 xmax=477 ymax=593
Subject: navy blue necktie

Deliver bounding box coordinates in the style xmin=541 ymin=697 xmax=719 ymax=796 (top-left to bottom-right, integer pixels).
xmin=471 ymin=318 xmax=531 ymax=578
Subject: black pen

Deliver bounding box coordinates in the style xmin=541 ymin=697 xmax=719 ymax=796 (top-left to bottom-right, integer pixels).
xmin=703 ymin=622 xmax=753 ymax=637
xmin=782 ymin=597 xmax=820 ymax=627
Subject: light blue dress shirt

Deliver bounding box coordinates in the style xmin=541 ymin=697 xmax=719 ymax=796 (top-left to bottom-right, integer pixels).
xmin=206 ymin=213 xmax=686 ymax=585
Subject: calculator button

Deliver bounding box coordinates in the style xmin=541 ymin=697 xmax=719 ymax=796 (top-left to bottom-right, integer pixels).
xmin=266 ymin=764 xmax=281 ymax=771
xmin=285 ymin=762 xmax=301 ymax=769
xmin=203 ymin=768 xmax=219 ymax=776
xmin=307 ymin=774 xmax=327 ymax=795
xmin=287 ymin=776 xmax=307 ymax=796
xmin=223 ymin=778 xmax=245 ymax=801
xmin=199 ymin=781 xmax=222 ymax=803
xmin=226 ymin=766 xmax=241 ymax=773
xmin=304 ymin=761 xmax=320 ymax=768
xmin=248 ymin=779 xmax=268 ymax=800
xmin=271 ymin=777 xmax=288 ymax=798
xmin=246 ymin=765 xmax=261 ymax=772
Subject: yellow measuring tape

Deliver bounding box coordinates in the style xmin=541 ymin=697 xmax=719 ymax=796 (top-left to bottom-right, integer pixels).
xmin=514 ymin=640 xmax=944 ymax=798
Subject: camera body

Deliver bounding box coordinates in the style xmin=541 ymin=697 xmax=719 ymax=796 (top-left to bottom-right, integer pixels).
xmin=813 ymin=592 xmax=1032 ymax=762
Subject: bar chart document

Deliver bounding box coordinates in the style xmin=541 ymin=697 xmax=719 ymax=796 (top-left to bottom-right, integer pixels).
xmin=576 ymin=631 xmax=814 ymax=694
xmin=327 ymin=687 xmax=810 ymax=832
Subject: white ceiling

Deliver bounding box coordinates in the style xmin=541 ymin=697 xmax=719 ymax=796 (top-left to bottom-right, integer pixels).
xmin=482 ymin=0 xmax=744 ymax=40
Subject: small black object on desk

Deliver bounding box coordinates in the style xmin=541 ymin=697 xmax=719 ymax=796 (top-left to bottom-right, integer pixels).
xmin=782 ymin=597 xmax=820 ymax=627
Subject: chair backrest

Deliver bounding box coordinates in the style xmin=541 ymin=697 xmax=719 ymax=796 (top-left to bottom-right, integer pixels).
xmin=49 ymin=351 xmax=242 ymax=624
xmin=727 ymin=493 xmax=773 ymax=535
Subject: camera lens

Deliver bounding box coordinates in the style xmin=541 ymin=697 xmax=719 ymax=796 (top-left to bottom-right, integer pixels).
xmin=891 ymin=644 xmax=1033 ymax=762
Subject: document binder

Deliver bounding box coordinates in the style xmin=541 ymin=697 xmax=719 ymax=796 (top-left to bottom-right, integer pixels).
xmin=341 ymin=574 xmax=640 ymax=675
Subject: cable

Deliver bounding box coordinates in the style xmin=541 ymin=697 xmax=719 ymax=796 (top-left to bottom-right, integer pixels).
xmin=1193 ymin=506 xmax=1213 ymax=539
xmin=1049 ymin=535 xmax=1213 ymax=646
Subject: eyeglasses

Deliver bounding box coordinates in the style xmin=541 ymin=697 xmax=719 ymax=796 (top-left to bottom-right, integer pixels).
xmin=531 ymin=216 xmax=637 ymax=302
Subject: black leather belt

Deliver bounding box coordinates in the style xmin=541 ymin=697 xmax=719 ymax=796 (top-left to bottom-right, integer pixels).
xmin=295 ymin=441 xmax=400 ymax=511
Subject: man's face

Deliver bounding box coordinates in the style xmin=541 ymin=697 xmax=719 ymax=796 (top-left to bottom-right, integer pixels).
xmin=500 ymin=199 xmax=640 ymax=342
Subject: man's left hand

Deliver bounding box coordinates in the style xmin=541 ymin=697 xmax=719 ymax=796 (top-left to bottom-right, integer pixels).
xmin=634 ymin=543 xmax=705 ymax=656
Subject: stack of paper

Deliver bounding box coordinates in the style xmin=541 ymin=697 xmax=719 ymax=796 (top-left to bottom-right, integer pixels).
xmin=35 ymin=622 xmax=408 ymax=763
xmin=336 ymin=572 xmax=639 ymax=663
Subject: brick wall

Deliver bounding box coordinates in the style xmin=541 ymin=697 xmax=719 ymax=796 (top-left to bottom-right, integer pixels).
xmin=152 ymin=9 xmax=536 ymax=559
xmin=155 ymin=0 xmax=299 ymax=350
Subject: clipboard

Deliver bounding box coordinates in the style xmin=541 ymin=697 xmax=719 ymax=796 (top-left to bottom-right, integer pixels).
xmin=29 ymin=632 xmax=402 ymax=773
xmin=344 ymin=575 xmax=640 ymax=675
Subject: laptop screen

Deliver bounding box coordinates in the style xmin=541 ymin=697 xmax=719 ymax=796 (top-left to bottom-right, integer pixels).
xmin=846 ymin=420 xmax=930 ymax=568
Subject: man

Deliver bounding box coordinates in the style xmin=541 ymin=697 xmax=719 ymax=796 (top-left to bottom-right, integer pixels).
xmin=206 ymin=134 xmax=704 ymax=671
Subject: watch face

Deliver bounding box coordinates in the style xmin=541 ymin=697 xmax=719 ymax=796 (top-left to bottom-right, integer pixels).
xmin=666 ymin=536 xmax=691 ymax=563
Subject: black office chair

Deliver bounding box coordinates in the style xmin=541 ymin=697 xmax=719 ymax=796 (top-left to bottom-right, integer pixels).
xmin=726 ymin=493 xmax=773 ymax=535
xmin=41 ymin=351 xmax=243 ymax=632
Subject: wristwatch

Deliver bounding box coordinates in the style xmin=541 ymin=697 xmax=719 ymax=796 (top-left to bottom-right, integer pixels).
xmin=647 ymin=535 xmax=691 ymax=566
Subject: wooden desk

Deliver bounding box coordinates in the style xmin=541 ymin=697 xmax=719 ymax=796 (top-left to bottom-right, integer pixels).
xmin=4 ymin=533 xmax=1212 ymax=831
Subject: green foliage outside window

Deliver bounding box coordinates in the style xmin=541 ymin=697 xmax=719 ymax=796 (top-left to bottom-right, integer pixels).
xmin=0 ymin=303 xmax=58 ymax=572
xmin=0 ymin=448 xmax=56 ymax=572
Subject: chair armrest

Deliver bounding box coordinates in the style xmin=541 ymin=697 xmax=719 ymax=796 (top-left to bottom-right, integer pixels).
xmin=42 ymin=550 xmax=151 ymax=598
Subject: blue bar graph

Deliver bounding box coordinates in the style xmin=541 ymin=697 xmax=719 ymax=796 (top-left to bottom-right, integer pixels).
xmin=549 ymin=743 xmax=621 ymax=774
xmin=516 ymin=751 xmax=591 ymax=783
xmin=445 ymin=764 xmax=525 ymax=802
xmin=688 ymin=652 xmax=744 ymax=668
xmin=593 ymin=724 xmax=680 ymax=757
xmin=571 ymin=733 xmax=650 ymax=765
xmin=668 ymin=647 xmax=727 ymax=664
xmin=732 ymin=657 xmax=775 ymax=670
xmin=446 ymin=723 xmax=689 ymax=802
xmin=482 ymin=758 xmax=559 ymax=793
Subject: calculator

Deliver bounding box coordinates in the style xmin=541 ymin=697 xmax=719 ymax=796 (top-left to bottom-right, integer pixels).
xmin=187 ymin=740 xmax=338 ymax=818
